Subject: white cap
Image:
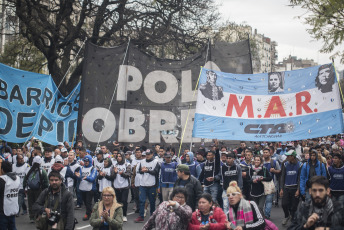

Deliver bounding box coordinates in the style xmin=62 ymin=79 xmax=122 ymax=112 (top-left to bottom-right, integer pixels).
xmin=142 ymin=151 xmax=146 ymax=156
xmin=55 ymin=155 xmax=63 ymax=163
xmin=61 ymin=147 xmax=67 ymax=152
xmin=58 ymin=142 xmax=64 ymax=146
xmin=33 ymin=156 xmax=42 ymax=165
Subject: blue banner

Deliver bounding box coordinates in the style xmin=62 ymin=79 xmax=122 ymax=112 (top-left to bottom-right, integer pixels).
xmin=0 ymin=63 xmax=80 ymax=145
xmin=192 ymin=64 xmax=344 ymax=141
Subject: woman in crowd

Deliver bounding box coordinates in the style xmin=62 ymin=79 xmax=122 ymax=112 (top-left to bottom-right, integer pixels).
xmin=225 ymin=181 xmax=266 ymax=230
xmin=142 ymin=187 xmax=192 ymax=230
xmin=98 ymin=158 xmax=114 ymax=193
xmin=249 ymin=155 xmax=272 ymax=211
xmin=90 ymin=186 xmax=123 ymax=230
xmin=188 ymin=193 xmax=226 ymax=230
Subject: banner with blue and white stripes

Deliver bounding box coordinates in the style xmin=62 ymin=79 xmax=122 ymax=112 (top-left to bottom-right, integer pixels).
xmin=192 ymin=64 xmax=344 ymax=141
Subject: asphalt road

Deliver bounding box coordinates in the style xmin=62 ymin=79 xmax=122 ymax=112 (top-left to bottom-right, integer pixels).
xmin=16 ymin=194 xmax=289 ymax=230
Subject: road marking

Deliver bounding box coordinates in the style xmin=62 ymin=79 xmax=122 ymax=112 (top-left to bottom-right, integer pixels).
xmin=76 ymin=225 xmax=90 ymax=229
xmin=127 ymin=212 xmax=134 ymax=215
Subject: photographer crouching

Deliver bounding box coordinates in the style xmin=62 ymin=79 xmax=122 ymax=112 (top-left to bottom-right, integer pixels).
xmin=288 ymin=176 xmax=344 ymax=230
xmin=33 ymin=171 xmax=75 ymax=230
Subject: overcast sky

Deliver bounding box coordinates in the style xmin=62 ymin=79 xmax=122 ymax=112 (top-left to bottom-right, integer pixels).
xmin=216 ymin=0 xmax=343 ymax=70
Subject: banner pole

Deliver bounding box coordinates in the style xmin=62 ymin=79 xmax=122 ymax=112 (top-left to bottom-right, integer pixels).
xmin=24 ymin=38 xmax=87 ymax=144
xmin=332 ymin=59 xmax=344 ymax=104
xmin=97 ymin=37 xmax=131 ymax=146
xmin=177 ymin=66 xmax=203 ymax=157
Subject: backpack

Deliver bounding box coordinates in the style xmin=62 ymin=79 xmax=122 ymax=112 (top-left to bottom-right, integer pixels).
xmin=264 ymin=219 xmax=278 ymax=230
xmin=27 ymin=170 xmax=42 ymax=190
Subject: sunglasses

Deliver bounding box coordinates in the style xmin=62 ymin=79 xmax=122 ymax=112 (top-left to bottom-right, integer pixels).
xmin=227 ymin=192 xmax=241 ymax=197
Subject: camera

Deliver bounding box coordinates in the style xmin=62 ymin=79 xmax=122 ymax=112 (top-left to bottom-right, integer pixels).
xmin=48 ymin=211 xmax=61 ymax=226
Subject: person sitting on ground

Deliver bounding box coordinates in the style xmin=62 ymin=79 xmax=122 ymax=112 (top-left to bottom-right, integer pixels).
xmin=142 ymin=187 xmax=192 ymax=230
xmin=188 ymin=193 xmax=227 ymax=230
xmin=225 ymin=181 xmax=267 ymax=230
xmin=89 ymin=186 xmax=123 ymax=230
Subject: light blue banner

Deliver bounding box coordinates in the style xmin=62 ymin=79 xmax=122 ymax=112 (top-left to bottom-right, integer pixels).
xmin=192 ymin=64 xmax=344 ymax=141
xmin=0 ymin=63 xmax=80 ymax=145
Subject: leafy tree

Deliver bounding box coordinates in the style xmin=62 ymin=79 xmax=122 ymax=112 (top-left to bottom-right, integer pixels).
xmin=0 ymin=35 xmax=46 ymax=73
xmin=5 ymin=0 xmax=220 ymax=95
xmin=290 ymin=0 xmax=344 ymax=63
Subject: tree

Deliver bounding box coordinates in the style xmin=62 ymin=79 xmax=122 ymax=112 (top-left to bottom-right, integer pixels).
xmin=5 ymin=0 xmax=220 ymax=95
xmin=0 ymin=35 xmax=46 ymax=73
xmin=289 ymin=0 xmax=344 ymax=63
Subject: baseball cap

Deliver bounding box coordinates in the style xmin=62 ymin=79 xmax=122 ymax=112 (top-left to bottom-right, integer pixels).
xmin=164 ymin=153 xmax=172 ymax=158
xmin=57 ymin=142 xmax=64 ymax=146
xmin=145 ymin=149 xmax=153 ymax=155
xmin=176 ymin=164 xmax=190 ymax=172
xmin=55 ymin=155 xmax=63 ymax=163
xmin=142 ymin=151 xmax=146 ymax=156
xmin=61 ymin=147 xmax=67 ymax=152
xmin=285 ymin=150 xmax=296 ymax=156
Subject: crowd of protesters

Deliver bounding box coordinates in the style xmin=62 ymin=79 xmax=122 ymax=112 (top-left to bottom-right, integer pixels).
xmin=0 ymin=135 xmax=344 ymax=229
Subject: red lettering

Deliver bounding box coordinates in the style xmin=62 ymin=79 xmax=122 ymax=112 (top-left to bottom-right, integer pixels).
xmin=226 ymin=94 xmax=254 ymax=118
xmin=264 ymin=96 xmax=286 ymax=118
xmin=296 ymin=91 xmax=312 ymax=115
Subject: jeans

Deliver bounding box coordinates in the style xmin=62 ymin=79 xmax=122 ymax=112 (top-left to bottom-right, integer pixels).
xmin=134 ymin=187 xmax=140 ymax=211
xmin=204 ymin=182 xmax=219 ymax=203
xmin=18 ymin=189 xmax=27 ymax=214
xmin=252 ymin=195 xmax=266 ymax=211
xmin=27 ymin=189 xmax=41 ymax=220
xmin=0 ymin=214 xmax=16 ymax=230
xmin=139 ymin=186 xmax=157 ymax=218
xmin=162 ymin=187 xmax=173 ymax=202
xmin=222 ymin=190 xmax=229 ymax=214
xmin=264 ymin=193 xmax=274 ymax=218
xmin=115 ymin=188 xmax=129 ymax=216
xmin=76 ymin=181 xmax=83 ymax=206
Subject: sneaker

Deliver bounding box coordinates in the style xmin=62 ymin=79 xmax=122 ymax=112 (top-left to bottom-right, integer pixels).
xmin=144 ymin=208 xmax=148 ymax=217
xmin=123 ymin=216 xmax=127 ymax=222
xmin=15 ymin=214 xmax=19 ymax=217
xmin=130 ymin=199 xmax=134 ymax=203
xmin=82 ymin=214 xmax=89 ymax=221
xmin=75 ymin=205 xmax=82 ymax=210
xmin=30 ymin=218 xmax=34 ymax=223
xmin=22 ymin=210 xmax=27 ymax=215
xmin=134 ymin=209 xmax=139 ymax=213
xmin=282 ymin=216 xmax=290 ymax=225
xmin=134 ymin=216 xmax=144 ymax=223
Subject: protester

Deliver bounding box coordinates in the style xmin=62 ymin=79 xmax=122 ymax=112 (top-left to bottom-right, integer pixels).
xmin=288 ymin=176 xmax=344 ymax=229
xmin=188 ymin=193 xmax=227 ymax=230
xmin=23 ymin=156 xmax=49 ymax=223
xmin=89 ymin=186 xmax=123 ymax=230
xmin=328 ymin=153 xmax=344 ymax=203
xmin=32 ymin=171 xmax=74 ymax=230
xmin=225 ymin=181 xmax=266 ymax=230
xmin=159 ymin=152 xmax=178 ymax=201
xmin=131 ymin=148 xmax=145 ymax=214
xmin=76 ymin=155 xmax=97 ymax=221
xmin=184 ymin=151 xmax=201 ymax=178
xmin=113 ymin=152 xmax=131 ymax=222
xmin=142 ymin=187 xmax=192 ymax=230
xmin=0 ymin=161 xmax=20 ymax=229
xmin=174 ymin=164 xmax=203 ymax=211
xmin=248 ymin=155 xmax=273 ymax=211
xmin=280 ymin=150 xmax=302 ymax=225
xmin=12 ymin=154 xmax=30 ymax=216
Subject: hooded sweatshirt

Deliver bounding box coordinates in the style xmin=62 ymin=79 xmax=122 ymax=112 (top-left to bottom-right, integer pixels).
xmin=185 ymin=152 xmax=201 ymax=178
xmin=78 ymin=155 xmax=97 ymax=191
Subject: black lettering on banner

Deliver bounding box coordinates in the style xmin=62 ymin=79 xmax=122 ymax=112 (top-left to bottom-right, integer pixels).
xmin=0 ymin=107 xmax=12 ymax=134
xmin=9 ymin=85 xmax=25 ymax=105
xmin=57 ymin=121 xmax=64 ymax=142
xmin=27 ymin=87 xmax=41 ymax=106
xmin=17 ymin=112 xmax=35 ymax=138
xmin=0 ymin=79 xmax=8 ymax=100
xmin=38 ymin=114 xmax=53 ymax=136
xmin=68 ymin=119 xmax=77 ymax=142
xmin=42 ymin=88 xmax=53 ymax=109
xmin=50 ymin=97 xmax=57 ymax=114
xmin=57 ymin=102 xmax=72 ymax=117
xmin=245 ymin=124 xmax=287 ymax=134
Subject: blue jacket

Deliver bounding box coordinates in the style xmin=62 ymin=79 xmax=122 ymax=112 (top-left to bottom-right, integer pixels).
xmin=77 ymin=155 xmax=98 ymax=191
xmin=300 ymin=159 xmax=327 ymax=195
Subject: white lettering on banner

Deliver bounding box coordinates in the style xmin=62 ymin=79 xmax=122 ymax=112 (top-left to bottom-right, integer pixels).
xmin=82 ymin=107 xmax=116 ymax=142
xmin=181 ymin=70 xmax=197 ymax=103
xmin=150 ymin=110 xmax=178 ymax=143
xmin=144 ymin=71 xmax=178 ymax=104
xmin=116 ymin=65 xmax=143 ymax=101
xmin=118 ymin=108 xmax=145 ymax=142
